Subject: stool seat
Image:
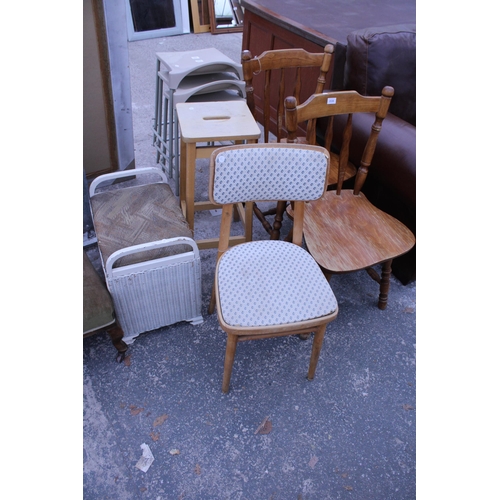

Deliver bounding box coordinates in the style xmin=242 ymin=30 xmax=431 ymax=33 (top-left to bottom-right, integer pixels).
xmin=176 ymin=100 xmax=260 ymax=143
xmin=90 ymin=183 xmax=193 ymax=267
xmin=156 ymin=48 xmax=242 ymax=88
xmin=166 ymin=75 xmax=246 ymax=105
xmin=159 ymin=71 xmax=241 ymax=94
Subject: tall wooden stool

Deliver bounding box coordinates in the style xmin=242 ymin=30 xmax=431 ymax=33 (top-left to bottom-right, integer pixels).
xmin=176 ymin=100 xmax=261 ymax=249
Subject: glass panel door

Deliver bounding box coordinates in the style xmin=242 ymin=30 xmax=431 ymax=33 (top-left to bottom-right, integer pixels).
xmin=126 ymin=0 xmax=185 ymax=40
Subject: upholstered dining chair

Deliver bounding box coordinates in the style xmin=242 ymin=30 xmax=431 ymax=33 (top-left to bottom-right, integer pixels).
xmin=285 ymin=87 xmax=415 ymax=310
xmin=241 ymin=45 xmax=335 ymax=239
xmin=207 ymin=143 xmax=339 ymax=393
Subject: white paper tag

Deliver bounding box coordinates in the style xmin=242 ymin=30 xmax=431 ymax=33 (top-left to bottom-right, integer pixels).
xmin=327 ymin=97 xmax=337 ymax=105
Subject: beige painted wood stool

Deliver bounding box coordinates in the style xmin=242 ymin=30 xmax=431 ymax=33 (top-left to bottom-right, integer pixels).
xmin=176 ymin=100 xmax=261 ymax=249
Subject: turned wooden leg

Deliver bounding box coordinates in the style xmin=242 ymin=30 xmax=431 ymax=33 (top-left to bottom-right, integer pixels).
xmin=208 ymin=279 xmax=217 ymax=315
xmin=107 ymin=324 xmax=128 ymax=362
xmin=321 ymin=267 xmax=334 ymax=282
xmin=244 ymin=201 xmax=254 ymax=242
xmin=270 ymin=201 xmax=286 ymax=240
xmin=253 ymin=204 xmax=273 ymax=235
xmin=222 ymin=334 xmax=238 ymax=393
xmin=307 ymin=325 xmax=327 ymax=380
xmin=378 ymin=259 xmax=392 ymax=310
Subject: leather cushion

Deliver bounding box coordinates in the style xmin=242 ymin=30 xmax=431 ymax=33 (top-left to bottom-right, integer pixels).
xmin=344 ymin=24 xmax=416 ymax=126
xmin=331 ymin=112 xmax=415 ymax=206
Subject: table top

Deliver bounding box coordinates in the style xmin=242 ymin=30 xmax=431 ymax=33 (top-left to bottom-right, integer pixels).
xmin=241 ymin=0 xmax=416 ymax=45
xmin=176 ymin=101 xmax=261 ymax=143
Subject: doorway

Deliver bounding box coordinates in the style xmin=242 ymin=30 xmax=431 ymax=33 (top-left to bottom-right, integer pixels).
xmin=125 ymin=0 xmax=189 ymax=40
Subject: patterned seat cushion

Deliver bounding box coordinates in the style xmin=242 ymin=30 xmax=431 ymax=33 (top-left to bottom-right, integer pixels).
xmin=91 ymin=183 xmax=193 ymax=268
xmin=217 ymin=240 xmax=337 ymax=328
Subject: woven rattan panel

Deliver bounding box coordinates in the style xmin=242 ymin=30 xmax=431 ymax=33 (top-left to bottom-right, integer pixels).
xmin=91 ymin=183 xmax=193 ymax=267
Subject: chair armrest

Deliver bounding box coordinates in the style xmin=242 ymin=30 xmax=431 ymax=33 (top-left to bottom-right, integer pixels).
xmin=357 ymin=112 xmax=416 ymax=206
xmin=89 ymin=167 xmax=169 ymax=197
xmin=105 ymin=237 xmax=200 ymax=278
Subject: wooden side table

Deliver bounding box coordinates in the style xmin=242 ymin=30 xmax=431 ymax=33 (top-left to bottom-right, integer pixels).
xmin=176 ymin=100 xmax=261 ymax=249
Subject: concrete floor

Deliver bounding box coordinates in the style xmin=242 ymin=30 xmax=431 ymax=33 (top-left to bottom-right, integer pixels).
xmin=83 ymin=31 xmax=416 ymax=499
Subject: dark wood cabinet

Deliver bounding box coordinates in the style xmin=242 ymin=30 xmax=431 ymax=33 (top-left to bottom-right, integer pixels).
xmin=241 ymin=4 xmax=335 ymax=138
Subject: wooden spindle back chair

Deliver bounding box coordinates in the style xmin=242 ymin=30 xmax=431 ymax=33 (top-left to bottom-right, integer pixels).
xmin=285 ymin=87 xmax=415 ymax=309
xmin=241 ymin=45 xmax=334 ymax=238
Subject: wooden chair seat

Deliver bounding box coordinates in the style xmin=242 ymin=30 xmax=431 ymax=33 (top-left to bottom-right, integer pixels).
xmin=304 ymin=190 xmax=415 ymax=272
xmin=328 ymin=153 xmax=357 ymax=186
xmin=283 ymin=153 xmax=357 ymax=224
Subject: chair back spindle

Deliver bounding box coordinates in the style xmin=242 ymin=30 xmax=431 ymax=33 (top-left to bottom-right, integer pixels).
xmin=285 ymin=87 xmax=394 ymax=193
xmin=242 ymin=46 xmax=333 ymax=142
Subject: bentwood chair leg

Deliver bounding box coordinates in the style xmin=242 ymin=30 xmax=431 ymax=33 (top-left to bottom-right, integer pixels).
xmin=307 ymin=325 xmax=327 ymax=380
xmin=378 ymin=259 xmax=392 ymax=310
xmin=222 ymin=333 xmax=238 ymax=393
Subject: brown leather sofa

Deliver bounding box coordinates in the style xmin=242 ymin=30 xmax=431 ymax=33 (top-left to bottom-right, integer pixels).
xmin=331 ymin=24 xmax=416 ymax=284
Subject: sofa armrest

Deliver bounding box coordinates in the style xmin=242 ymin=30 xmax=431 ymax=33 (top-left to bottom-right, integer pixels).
xmin=344 ymin=24 xmax=416 ymax=126
xmin=351 ymin=112 xmax=415 ymax=206
xmin=331 ymin=112 xmax=415 ymax=206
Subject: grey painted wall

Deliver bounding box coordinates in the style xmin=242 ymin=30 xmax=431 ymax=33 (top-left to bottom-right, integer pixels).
xmin=103 ymin=0 xmax=135 ymax=171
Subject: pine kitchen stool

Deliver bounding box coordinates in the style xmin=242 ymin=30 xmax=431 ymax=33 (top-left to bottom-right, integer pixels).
xmin=176 ymin=100 xmax=261 ymax=249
